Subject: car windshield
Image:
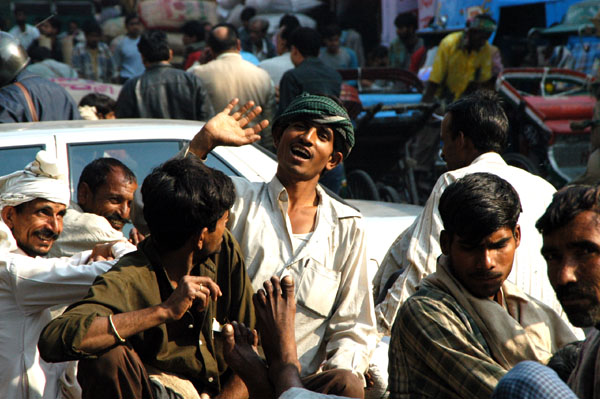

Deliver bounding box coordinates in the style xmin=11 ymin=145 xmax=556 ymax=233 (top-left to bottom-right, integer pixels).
xmin=0 ymin=145 xmax=45 ymax=176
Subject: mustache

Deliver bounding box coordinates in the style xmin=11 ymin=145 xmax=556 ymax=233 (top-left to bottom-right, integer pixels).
xmin=104 ymin=213 xmax=130 ymax=226
xmin=34 ymin=228 xmax=59 ymax=241
xmin=469 ymin=271 xmax=503 ymax=280
xmin=555 ymin=283 xmax=598 ymax=303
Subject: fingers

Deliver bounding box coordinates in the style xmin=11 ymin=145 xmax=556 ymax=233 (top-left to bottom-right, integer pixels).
xmin=231 ymin=101 xmax=255 ymax=120
xmin=238 ymin=105 xmax=263 ymax=127
xmin=222 ymin=98 xmax=240 ymax=115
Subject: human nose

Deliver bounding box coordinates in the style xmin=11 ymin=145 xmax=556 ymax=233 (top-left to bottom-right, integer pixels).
xmin=552 ymin=257 xmax=578 ymax=286
xmin=120 ymin=201 xmax=131 ymax=218
xmin=299 ymin=127 xmax=318 ymax=144
xmin=47 ymin=215 xmax=61 ymax=233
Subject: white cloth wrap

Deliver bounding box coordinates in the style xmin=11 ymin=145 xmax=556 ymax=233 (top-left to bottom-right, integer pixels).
xmin=0 ymin=150 xmax=70 ymax=209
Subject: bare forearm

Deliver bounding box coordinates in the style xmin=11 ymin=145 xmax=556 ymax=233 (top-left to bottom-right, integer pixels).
xmin=215 ymin=374 xmax=249 ymax=399
xmin=78 ymin=305 xmax=170 ymax=353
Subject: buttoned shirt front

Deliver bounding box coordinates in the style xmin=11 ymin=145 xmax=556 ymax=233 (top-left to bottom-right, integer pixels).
xmin=227 ymin=176 xmax=376 ymax=378
xmin=0 ymin=220 xmax=131 ymax=399
xmin=71 ymin=42 xmax=117 ymax=83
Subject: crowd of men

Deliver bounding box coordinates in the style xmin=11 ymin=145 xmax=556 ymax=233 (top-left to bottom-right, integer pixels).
xmin=2 ymin=4 xmax=600 ymax=399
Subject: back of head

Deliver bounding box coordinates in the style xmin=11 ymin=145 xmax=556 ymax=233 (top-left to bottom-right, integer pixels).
xmin=0 ymin=32 xmax=29 ymax=87
xmin=207 ymin=23 xmax=239 ymax=55
xmin=141 ymin=156 xmax=235 ymax=251
xmin=394 ymin=12 xmax=418 ymax=30
xmin=279 ymin=14 xmax=300 ymax=29
xmin=78 ymin=93 xmax=116 ymax=117
xmin=28 ymin=45 xmax=51 ymax=63
xmin=241 ymin=7 xmax=257 ymax=23
xmin=289 ymin=27 xmax=321 ymax=58
xmin=446 ymin=90 xmax=509 ymax=154
xmin=439 ymin=173 xmax=522 ymax=243
xmin=78 ymin=157 xmax=136 ymax=195
xmin=536 ymin=185 xmax=600 ymax=235
xmin=181 ymin=20 xmax=206 ymax=42
xmin=138 ymin=30 xmax=170 ymax=63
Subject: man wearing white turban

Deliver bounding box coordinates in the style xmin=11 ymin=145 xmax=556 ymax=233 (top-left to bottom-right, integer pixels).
xmin=0 ymin=150 xmax=135 ymax=399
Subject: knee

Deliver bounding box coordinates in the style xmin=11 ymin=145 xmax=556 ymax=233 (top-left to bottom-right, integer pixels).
xmin=78 ymin=345 xmax=130 ymax=380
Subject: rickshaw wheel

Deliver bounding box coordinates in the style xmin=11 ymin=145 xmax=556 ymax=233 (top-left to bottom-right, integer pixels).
xmin=502 ymin=152 xmax=542 ymax=176
xmin=376 ymin=183 xmax=403 ymax=203
xmin=346 ymin=169 xmax=380 ymax=201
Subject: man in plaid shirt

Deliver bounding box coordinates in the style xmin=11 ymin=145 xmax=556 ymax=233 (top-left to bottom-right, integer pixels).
xmin=71 ymin=21 xmax=117 ymax=83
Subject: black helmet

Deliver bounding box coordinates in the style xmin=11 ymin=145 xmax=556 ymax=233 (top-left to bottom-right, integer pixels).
xmin=0 ymin=32 xmax=29 ymax=87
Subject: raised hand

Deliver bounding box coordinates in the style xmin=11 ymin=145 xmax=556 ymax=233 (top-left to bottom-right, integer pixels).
xmin=161 ymin=275 xmax=222 ymax=322
xmin=189 ymin=99 xmax=270 ymax=159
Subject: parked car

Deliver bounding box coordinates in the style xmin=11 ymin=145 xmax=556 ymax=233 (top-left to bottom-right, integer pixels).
xmin=0 ymin=119 xmax=422 ymax=279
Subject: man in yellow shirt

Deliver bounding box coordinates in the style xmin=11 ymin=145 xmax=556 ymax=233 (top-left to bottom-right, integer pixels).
xmin=422 ymin=14 xmax=496 ymax=104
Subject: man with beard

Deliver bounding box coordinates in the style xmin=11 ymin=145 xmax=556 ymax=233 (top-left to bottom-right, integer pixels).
xmin=491 ymin=185 xmax=600 ymax=398
xmin=0 ymin=150 xmax=134 ymax=399
xmin=50 ymin=158 xmax=138 ymax=257
xmin=39 ymin=156 xmax=256 ymax=399
xmin=389 ymin=173 xmax=577 ymax=399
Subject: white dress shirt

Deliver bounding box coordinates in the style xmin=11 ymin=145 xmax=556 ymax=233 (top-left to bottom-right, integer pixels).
xmin=228 ymin=176 xmax=376 ymax=378
xmin=373 ymin=152 xmax=576 ymax=336
xmin=8 ymin=24 xmax=40 ymax=50
xmin=0 ymin=221 xmax=134 ymax=399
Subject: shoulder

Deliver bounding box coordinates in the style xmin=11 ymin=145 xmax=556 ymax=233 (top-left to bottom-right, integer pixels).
xmin=320 ymin=188 xmax=362 ymax=220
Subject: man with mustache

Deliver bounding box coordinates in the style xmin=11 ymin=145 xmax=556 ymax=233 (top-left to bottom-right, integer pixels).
xmin=389 ymin=173 xmax=577 ymax=399
xmin=491 ymin=185 xmax=600 ymax=398
xmin=0 ymin=150 xmax=135 ymax=399
xmin=50 ymin=157 xmax=138 ymax=257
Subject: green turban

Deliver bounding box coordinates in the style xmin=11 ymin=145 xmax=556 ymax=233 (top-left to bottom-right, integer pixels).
xmin=272 ymin=93 xmax=355 ymax=158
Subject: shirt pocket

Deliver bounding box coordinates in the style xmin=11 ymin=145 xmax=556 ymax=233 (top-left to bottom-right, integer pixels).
xmin=295 ymin=259 xmax=341 ymax=318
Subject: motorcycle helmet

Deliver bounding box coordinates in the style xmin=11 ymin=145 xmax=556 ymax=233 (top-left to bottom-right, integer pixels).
xmin=0 ymin=32 xmax=29 ymax=87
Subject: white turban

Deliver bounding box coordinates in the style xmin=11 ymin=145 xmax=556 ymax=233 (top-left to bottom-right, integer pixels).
xmin=0 ymin=150 xmax=71 ymax=210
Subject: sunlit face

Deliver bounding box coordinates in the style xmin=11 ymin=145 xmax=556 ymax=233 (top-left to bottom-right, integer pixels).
xmin=542 ymin=211 xmax=600 ymax=328
xmin=198 ymin=210 xmax=229 ymax=261
xmin=442 ymin=226 xmax=520 ymax=299
xmin=2 ymin=198 xmax=66 ymax=257
xmin=78 ymin=168 xmax=137 ymax=231
xmin=275 ymin=120 xmax=341 ymax=183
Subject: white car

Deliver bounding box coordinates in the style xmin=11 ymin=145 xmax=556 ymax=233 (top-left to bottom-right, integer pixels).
xmin=0 ymin=119 xmax=422 ymax=278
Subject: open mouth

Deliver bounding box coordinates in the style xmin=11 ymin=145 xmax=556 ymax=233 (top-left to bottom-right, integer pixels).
xmin=290 ymin=144 xmax=311 ymax=160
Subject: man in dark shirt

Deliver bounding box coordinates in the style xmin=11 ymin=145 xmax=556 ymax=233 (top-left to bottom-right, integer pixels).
xmin=0 ymin=32 xmax=80 ymax=123
xmin=278 ymin=27 xmax=342 ymax=115
xmin=115 ymin=30 xmax=213 ymax=120
xmin=39 ymin=156 xmax=255 ymax=398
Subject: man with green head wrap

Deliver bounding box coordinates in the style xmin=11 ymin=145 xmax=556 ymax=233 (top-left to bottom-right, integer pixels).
xmin=188 ymin=93 xmax=375 ymax=398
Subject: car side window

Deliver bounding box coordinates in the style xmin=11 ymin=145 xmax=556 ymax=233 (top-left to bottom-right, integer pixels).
xmin=0 ymin=145 xmax=45 ymax=176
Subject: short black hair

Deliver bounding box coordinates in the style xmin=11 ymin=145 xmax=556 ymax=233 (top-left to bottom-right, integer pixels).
xmin=536 ymin=185 xmax=600 ymax=235
xmin=279 ymin=14 xmax=300 ymax=29
xmin=207 ymin=23 xmax=239 ymax=55
xmin=79 ymin=93 xmax=116 ymax=117
xmin=321 ymin=24 xmax=341 ymax=40
xmin=78 ymin=158 xmax=137 ymax=195
xmin=289 ymin=27 xmax=320 ymax=58
xmin=181 ymin=20 xmax=206 ymax=42
xmin=250 ymin=17 xmax=269 ymax=33
xmin=241 ymin=7 xmax=257 ymax=23
xmin=141 ymin=156 xmax=235 ymax=250
xmin=446 ymin=90 xmax=509 ymax=154
xmin=394 ymin=12 xmax=418 ymax=30
xmin=28 ymin=46 xmax=51 ymax=62
xmin=82 ymin=20 xmax=102 ymax=36
xmin=47 ymin=16 xmax=61 ymax=31
xmin=138 ymin=30 xmax=170 ymax=62
xmin=439 ymin=173 xmax=522 ymax=243
xmin=125 ymin=13 xmax=140 ymax=25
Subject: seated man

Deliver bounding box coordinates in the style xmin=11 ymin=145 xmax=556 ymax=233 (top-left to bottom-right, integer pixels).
xmin=373 ymin=91 xmax=565 ymax=334
xmin=493 ymin=185 xmax=600 ymax=398
xmin=39 ymin=156 xmax=256 ymax=399
xmin=188 ymin=94 xmax=374 ymax=398
xmin=389 ymin=173 xmax=577 ymax=399
xmin=0 ymin=150 xmax=133 ymax=399
xmin=50 ymin=158 xmax=137 ymax=257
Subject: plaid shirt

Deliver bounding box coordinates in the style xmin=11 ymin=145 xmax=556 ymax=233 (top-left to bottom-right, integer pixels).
xmin=493 ymin=361 xmax=578 ymax=399
xmin=389 ymin=284 xmax=507 ymax=399
xmin=71 ymin=42 xmax=116 ymax=83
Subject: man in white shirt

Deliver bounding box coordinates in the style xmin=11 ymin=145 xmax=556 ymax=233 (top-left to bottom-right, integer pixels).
xmin=0 ymin=150 xmax=134 ymax=399
xmin=50 ymin=158 xmax=137 ymax=257
xmin=8 ymin=10 xmax=40 ymax=50
xmin=188 ymin=94 xmax=375 ymax=398
xmin=373 ymin=90 xmax=566 ymax=335
xmin=188 ymin=23 xmax=276 ymax=151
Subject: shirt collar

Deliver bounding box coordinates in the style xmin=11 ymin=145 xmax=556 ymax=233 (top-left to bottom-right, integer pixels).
xmin=469 ymin=152 xmax=507 ymax=166
xmin=216 ymin=52 xmax=242 ymax=61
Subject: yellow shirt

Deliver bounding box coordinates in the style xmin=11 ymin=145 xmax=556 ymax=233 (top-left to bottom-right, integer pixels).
xmin=429 ymin=31 xmax=493 ymax=100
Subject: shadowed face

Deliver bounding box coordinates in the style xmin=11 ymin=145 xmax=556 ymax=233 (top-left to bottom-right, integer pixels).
xmin=542 ymin=211 xmax=600 ymax=327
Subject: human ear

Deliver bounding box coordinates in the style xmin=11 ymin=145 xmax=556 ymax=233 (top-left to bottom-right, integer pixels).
xmin=77 ymin=182 xmax=92 ymax=209
xmin=197 ymin=227 xmax=209 ymax=250
xmin=325 ymin=151 xmax=343 ymax=172
xmin=2 ymin=206 xmax=16 ymax=229
xmin=513 ymin=225 xmax=521 ymax=248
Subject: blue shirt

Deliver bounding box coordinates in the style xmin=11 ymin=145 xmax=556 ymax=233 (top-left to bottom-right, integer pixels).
xmin=114 ymin=36 xmax=145 ymax=79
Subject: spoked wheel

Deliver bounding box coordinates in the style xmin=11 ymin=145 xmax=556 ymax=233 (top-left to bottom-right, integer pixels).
xmin=376 ymin=182 xmax=402 ymax=203
xmin=346 ymin=169 xmax=380 ymax=201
